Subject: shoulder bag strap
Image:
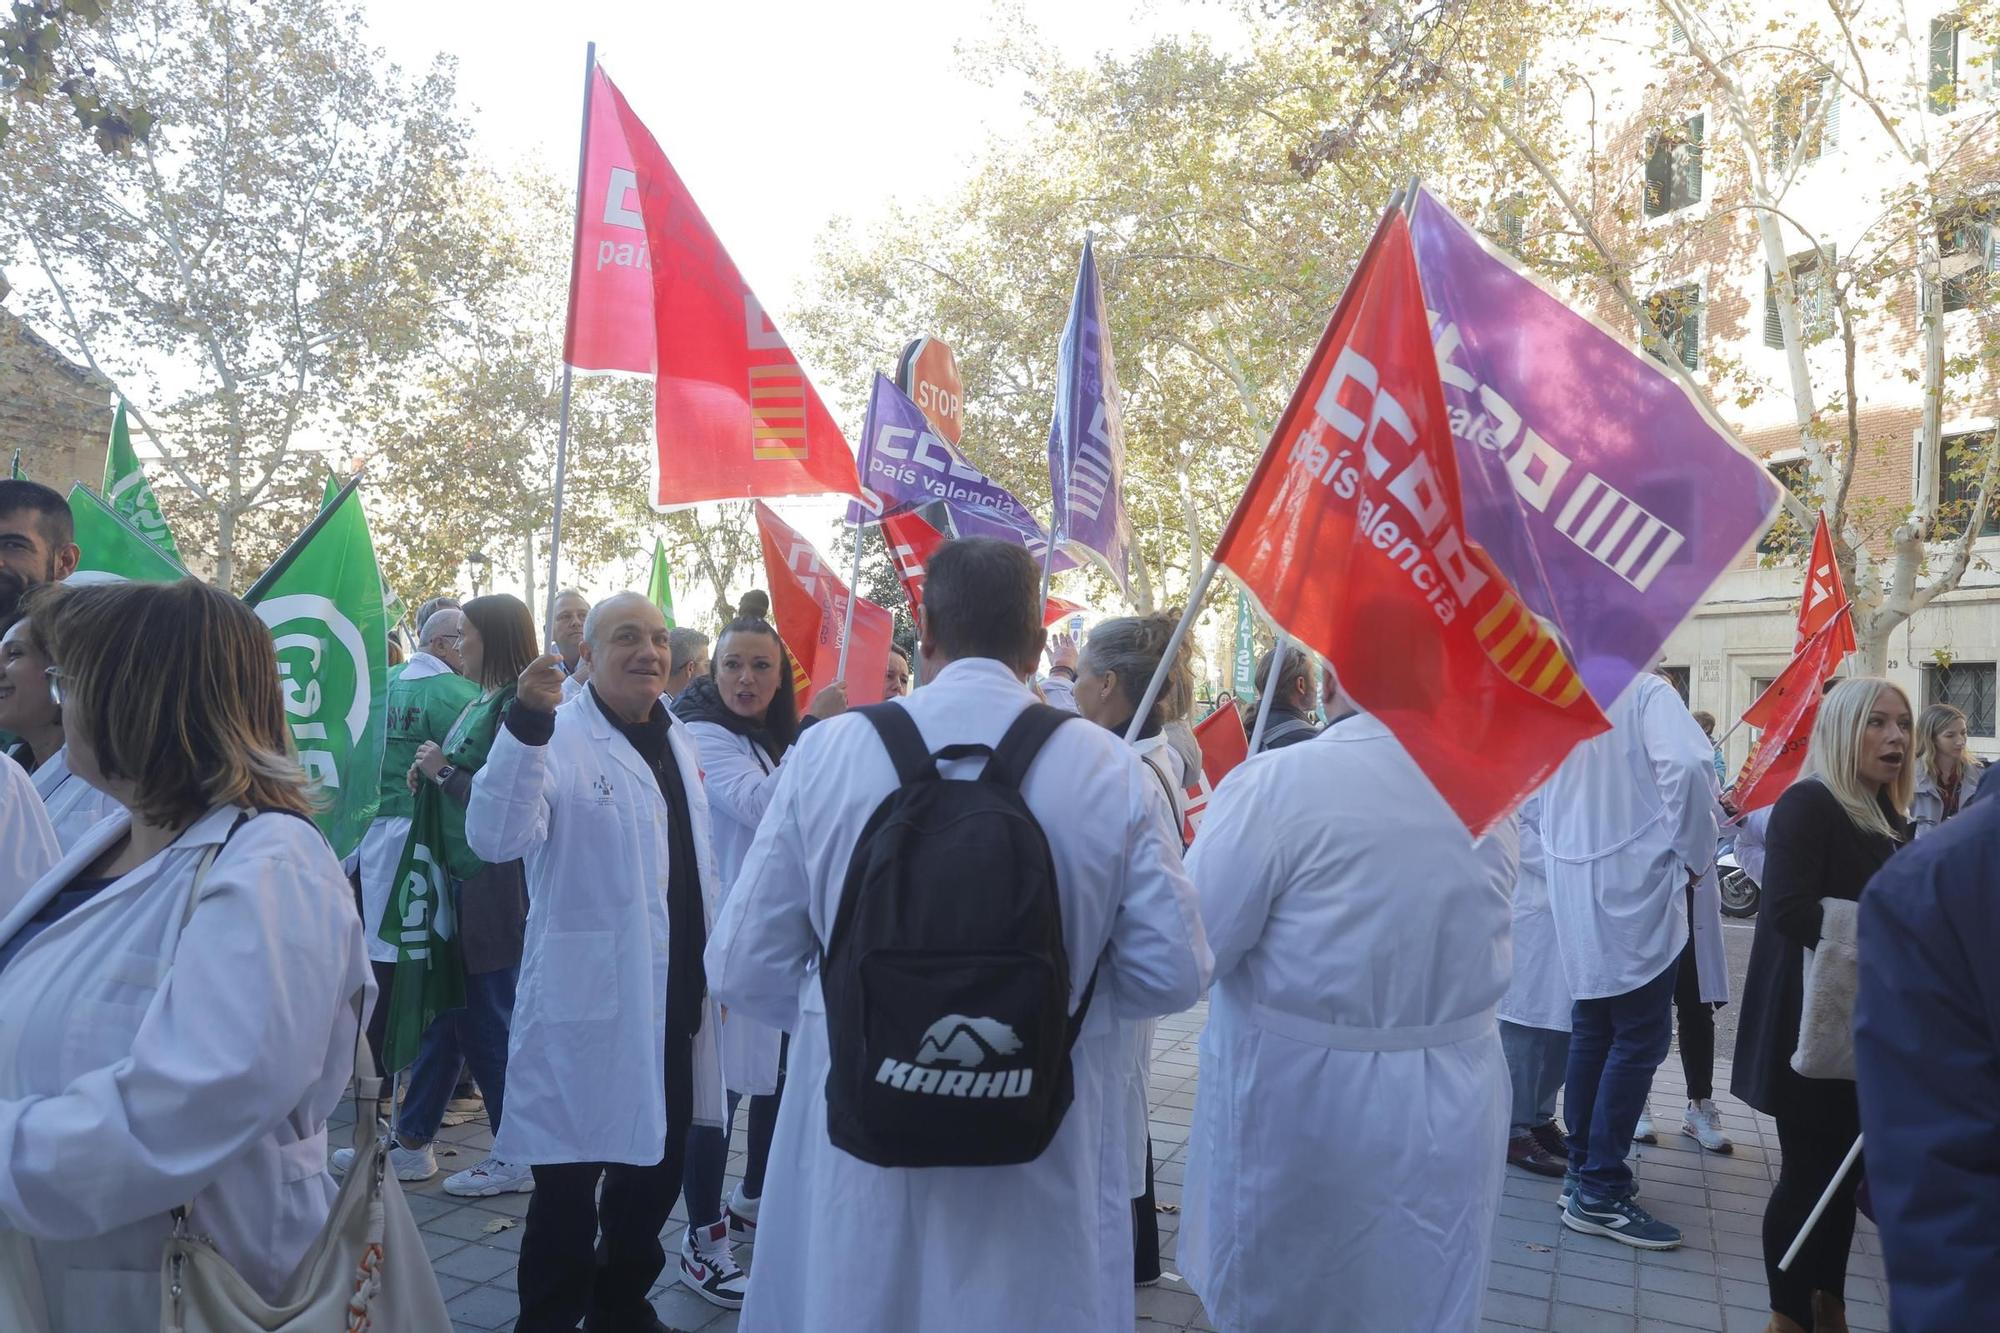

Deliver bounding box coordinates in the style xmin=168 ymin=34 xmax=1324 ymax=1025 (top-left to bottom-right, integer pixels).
xmin=857 ymin=703 xmax=935 ymax=786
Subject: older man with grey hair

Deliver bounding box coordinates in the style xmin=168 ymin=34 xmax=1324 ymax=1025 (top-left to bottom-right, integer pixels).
xmin=664 ymin=627 xmax=710 ymax=705
xmin=469 ymin=591 xmax=732 ymax=1327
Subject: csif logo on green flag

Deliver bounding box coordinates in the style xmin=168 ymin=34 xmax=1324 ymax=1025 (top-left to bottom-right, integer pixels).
xmin=244 ymin=478 xmax=388 ymax=859
xmin=101 ymin=400 xmax=182 ymax=562
xmin=377 ymin=786 xmax=464 ymax=1071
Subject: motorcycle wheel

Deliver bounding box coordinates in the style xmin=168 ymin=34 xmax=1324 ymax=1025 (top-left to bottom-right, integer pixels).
xmin=1719 ymin=867 xmax=1760 ymax=918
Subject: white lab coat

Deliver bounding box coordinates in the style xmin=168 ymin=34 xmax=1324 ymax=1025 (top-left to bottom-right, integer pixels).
xmin=1126 ymin=734 xmax=1190 ymax=1194
xmin=0 ymin=806 xmax=369 ymax=1333
xmin=705 ymin=657 xmax=1211 ymax=1333
xmin=1539 ymin=674 xmax=1718 ymax=1001
xmin=1733 ymin=806 xmax=1771 ymax=886
xmin=28 ymin=748 xmax=121 ymax=853
xmin=1180 ymin=714 xmax=1518 ymax=1333
xmin=1 ymin=756 xmax=57 ymax=907
xmin=1497 ymin=792 xmax=1569 ymax=1032
xmin=682 ymin=720 xmax=785 ymax=1096
xmin=466 ymin=689 xmax=726 ymax=1166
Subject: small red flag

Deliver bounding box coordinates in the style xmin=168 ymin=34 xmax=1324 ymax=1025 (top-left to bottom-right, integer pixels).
xmin=755 ymin=503 xmax=892 ymax=709
xmin=580 ymin=69 xmax=860 ymax=508
xmin=1182 ymin=704 xmax=1251 ymax=842
xmin=1210 ymin=210 xmax=1609 ymax=835
xmin=881 ymin=509 xmax=1081 ymax=626
xmin=1731 ymin=616 xmax=1845 ymax=811
xmin=1797 ymin=512 xmax=1857 ymax=657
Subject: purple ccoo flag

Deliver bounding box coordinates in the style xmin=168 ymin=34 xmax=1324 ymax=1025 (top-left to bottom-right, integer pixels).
xmin=1407 ymin=187 xmax=1780 ymax=708
xmin=847 ymin=372 xmax=1078 ymax=573
xmin=1047 ymin=236 xmax=1133 ymax=592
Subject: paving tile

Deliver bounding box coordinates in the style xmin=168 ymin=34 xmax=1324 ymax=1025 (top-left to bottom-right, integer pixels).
xmin=1724 ymin=1304 xmax=1775 ymax=1333
xmin=1551 ymin=1303 xmax=1635 ymax=1332
xmin=1482 ymin=1290 xmax=1551 ymax=1328
xmin=444 ymin=1283 xmax=518 ymax=1330
xmin=1135 ymin=1285 xmax=1202 ymax=1324
xmin=422 ymin=1229 xmax=470 ymax=1263
xmin=1636 ymin=1263 xmax=1718 ymax=1301
xmin=1556 ymin=1274 xmax=1638 ymax=1315
xmin=1638 ymin=1288 xmax=1723 ymax=1326
xmin=435 ymin=1242 xmax=518 ymax=1283
xmin=1555 ymin=1248 xmax=1635 ymax=1285
xmin=1488 ymin=1262 xmax=1552 ymax=1299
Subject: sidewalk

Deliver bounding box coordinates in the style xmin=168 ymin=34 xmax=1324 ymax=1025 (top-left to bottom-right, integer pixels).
xmin=349 ymin=1003 xmax=1886 ymax=1332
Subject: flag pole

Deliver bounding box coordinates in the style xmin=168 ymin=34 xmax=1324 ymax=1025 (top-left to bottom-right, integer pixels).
xmin=544 ymin=39 xmax=598 ymax=641
xmin=1778 ymin=1135 xmax=1862 ymax=1271
xmin=243 ymin=472 xmax=365 ymax=603
xmin=1247 ymin=631 xmax=1292 ymax=753
xmin=1122 ymin=559 xmax=1218 ymax=743
xmin=836 ymin=518 xmax=864 ymax=682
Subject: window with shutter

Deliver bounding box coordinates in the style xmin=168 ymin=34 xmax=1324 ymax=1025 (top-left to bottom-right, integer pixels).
xmin=1923 ymin=662 xmax=1997 ymax=736
xmin=1643 ymin=115 xmax=1704 ymax=216
xmin=1758 ymin=459 xmax=1811 ymax=556
xmin=1643 ymin=284 xmax=1702 ymax=371
xmin=1931 ymin=17 xmax=1961 ymax=112
xmin=1937 ymin=428 xmax=2000 ymax=539
xmin=1765 ymin=249 xmax=1836 ymax=348
xmin=1939 ymin=198 xmax=1997 ymax=312
xmin=1771 ymin=76 xmax=1837 ymax=164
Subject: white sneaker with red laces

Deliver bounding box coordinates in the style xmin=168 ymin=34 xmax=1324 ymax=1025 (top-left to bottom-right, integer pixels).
xmin=679 ymin=1219 xmax=749 ymax=1309
xmin=443 ymin=1155 xmax=535 ymax=1197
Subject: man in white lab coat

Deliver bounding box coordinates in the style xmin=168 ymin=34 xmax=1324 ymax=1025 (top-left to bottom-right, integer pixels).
xmin=705 ymin=538 xmax=1211 ymax=1333
xmin=1180 ymin=673 xmax=1519 ymax=1333
xmin=1539 ymin=670 xmax=1717 ymax=1251
xmin=467 ymin=592 xmax=726 ymax=1333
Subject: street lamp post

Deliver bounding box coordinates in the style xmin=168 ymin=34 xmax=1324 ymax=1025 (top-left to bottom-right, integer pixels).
xmin=468 ymin=550 xmax=490 ymax=599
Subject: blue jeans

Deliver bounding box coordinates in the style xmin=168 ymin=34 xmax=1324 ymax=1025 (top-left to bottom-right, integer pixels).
xmin=1564 ymin=960 xmax=1677 ymax=1201
xmin=1499 ymin=1020 xmax=1570 ymax=1135
xmin=397 ymin=965 xmax=518 ymax=1146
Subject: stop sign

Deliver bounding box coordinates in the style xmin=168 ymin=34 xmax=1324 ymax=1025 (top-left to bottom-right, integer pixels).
xmin=895 ymin=336 xmax=964 ymax=445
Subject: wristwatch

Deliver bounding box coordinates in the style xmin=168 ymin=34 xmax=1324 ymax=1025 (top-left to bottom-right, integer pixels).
xmin=434 ymin=764 xmax=457 ymax=786
xmin=1048 ymin=665 xmax=1077 ymax=682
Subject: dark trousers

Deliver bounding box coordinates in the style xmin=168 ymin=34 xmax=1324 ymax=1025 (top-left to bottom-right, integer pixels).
xmin=1133 ymin=1137 xmax=1160 ymax=1284
xmin=397 ymin=965 xmax=518 ymax=1144
xmin=517 ymin=1018 xmax=694 ymax=1333
xmin=722 ymin=1033 xmax=787 ymax=1200
xmin=1764 ymin=1086 xmax=1863 ymax=1325
xmin=1673 ymin=932 xmax=1716 ymax=1101
xmin=363 ymin=959 xmax=396 ymax=1076
xmin=1565 ymin=959 xmax=1678 ymax=1200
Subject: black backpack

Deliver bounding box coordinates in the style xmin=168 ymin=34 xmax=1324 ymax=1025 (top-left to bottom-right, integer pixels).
xmin=821 ymin=701 xmax=1096 ymax=1168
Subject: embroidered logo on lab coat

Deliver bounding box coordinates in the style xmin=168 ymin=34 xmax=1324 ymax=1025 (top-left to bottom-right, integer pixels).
xmin=592 ymin=774 xmax=615 ymax=804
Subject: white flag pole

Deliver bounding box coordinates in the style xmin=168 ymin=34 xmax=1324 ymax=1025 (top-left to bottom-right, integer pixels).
xmin=836 ymin=519 xmax=864 ymax=682
xmin=1247 ymin=632 xmax=1292 ymax=753
xmin=543 ymin=40 xmax=597 ymax=641
xmin=1778 ymin=1135 xmax=1862 ymax=1272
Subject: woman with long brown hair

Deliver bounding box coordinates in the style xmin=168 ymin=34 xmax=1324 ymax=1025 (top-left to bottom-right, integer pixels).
xmin=0 ymin=579 xmax=372 ymax=1331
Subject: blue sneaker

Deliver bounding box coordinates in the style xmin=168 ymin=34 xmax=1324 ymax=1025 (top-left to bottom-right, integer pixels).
xmin=1558 ymin=1170 xmax=1639 ymax=1211
xmin=1562 ymin=1190 xmax=1681 ymax=1250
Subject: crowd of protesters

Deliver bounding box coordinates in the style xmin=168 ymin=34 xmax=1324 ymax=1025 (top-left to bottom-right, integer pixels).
xmin=0 ymin=473 xmax=1995 ymax=1332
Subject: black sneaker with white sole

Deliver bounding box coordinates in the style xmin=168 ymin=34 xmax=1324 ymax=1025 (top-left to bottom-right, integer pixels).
xmin=1561 ymin=1190 xmax=1681 ymax=1250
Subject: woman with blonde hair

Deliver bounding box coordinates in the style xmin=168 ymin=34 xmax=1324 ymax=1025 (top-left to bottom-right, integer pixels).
xmin=0 ymin=579 xmax=373 ymax=1330
xmin=1732 ymin=677 xmax=1914 ymax=1333
xmin=1910 ymin=702 xmax=1983 ymax=835
xmin=1071 ymin=609 xmax=1199 ymax=1288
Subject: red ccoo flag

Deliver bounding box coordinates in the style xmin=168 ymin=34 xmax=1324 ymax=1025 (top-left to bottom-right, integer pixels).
xmin=1796 ymin=512 xmax=1857 ymax=657
xmin=1731 ymin=615 xmax=1846 ymax=811
xmin=573 ymin=67 xmax=861 ymax=508
xmin=881 ymin=509 xmax=1081 ymax=627
xmin=1209 ymin=210 xmax=1610 ymax=834
xmin=1181 ymin=704 xmax=1251 ymax=842
xmin=755 ymin=503 xmax=892 ymax=709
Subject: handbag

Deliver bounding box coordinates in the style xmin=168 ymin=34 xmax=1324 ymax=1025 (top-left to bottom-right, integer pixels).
xmin=1791 ymin=897 xmax=1860 ymax=1081
xmin=158 ymin=831 xmax=452 ymax=1331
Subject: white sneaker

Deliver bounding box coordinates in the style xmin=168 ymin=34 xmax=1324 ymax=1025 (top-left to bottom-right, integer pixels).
xmin=331 ymin=1139 xmax=436 ymax=1182
xmin=443 ymin=1155 xmax=536 ymax=1197
xmin=679 ymin=1219 xmax=749 ymax=1309
xmin=726 ymin=1182 xmax=760 ymax=1247
xmin=440 ymin=1090 xmax=485 ymax=1127
xmin=1633 ymin=1108 xmax=1657 ymax=1145
xmin=1681 ymin=1098 xmax=1734 ymax=1154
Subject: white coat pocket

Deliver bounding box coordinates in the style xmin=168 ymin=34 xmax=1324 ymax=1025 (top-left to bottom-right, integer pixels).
xmin=539 ymin=931 xmax=618 ymax=1023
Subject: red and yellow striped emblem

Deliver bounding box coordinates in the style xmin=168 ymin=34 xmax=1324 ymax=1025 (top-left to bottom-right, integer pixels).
xmin=1474 ymin=591 xmax=1587 ymax=709
xmin=748 ymin=364 xmax=809 ymax=461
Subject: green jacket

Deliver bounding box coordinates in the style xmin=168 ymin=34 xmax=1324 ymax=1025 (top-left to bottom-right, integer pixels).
xmin=435 ymin=685 xmax=513 ymax=880
xmin=374 ymin=655 xmax=479 ymax=821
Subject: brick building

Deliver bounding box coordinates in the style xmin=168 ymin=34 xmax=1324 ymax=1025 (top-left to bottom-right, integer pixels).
xmin=1518 ymin=6 xmax=2000 ymax=767
xmin=0 ymin=276 xmax=114 ymax=494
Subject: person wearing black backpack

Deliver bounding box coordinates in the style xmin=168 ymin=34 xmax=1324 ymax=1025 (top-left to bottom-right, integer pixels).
xmin=705 ymin=538 xmax=1211 ymax=1333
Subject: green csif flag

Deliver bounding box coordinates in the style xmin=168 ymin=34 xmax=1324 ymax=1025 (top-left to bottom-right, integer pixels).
xmin=1232 ymin=590 xmax=1258 ymax=698
xmin=244 ymin=477 xmax=388 ymax=858
xmin=646 ymin=537 xmax=676 ymax=626
xmin=67 ymin=484 xmax=191 ymax=583
xmin=324 ymin=474 xmax=405 ymax=632
xmin=8 ymin=451 xmax=22 ymax=480
xmin=376 ymin=785 xmax=463 ymax=1071
xmin=101 ymin=401 xmax=182 ymax=561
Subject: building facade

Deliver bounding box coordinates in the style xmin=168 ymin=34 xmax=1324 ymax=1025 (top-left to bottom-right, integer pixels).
xmin=1 ymin=277 xmax=114 ymax=494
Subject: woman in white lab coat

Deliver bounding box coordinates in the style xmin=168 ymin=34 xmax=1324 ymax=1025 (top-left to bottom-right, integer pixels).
xmin=667 ymin=606 xmax=840 ymax=1305
xmin=0 ymin=578 xmax=372 ymax=1333
xmin=1182 ymin=692 xmax=1519 ymax=1333
xmin=0 ymin=588 xmax=120 ymax=850
xmin=1071 ymin=609 xmax=1200 ymax=1288
xmin=0 ymin=754 xmax=57 ymax=903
